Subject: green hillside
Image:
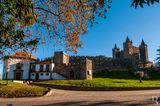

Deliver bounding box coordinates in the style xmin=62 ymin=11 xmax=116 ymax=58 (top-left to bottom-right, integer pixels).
xmin=93 ymin=69 xmax=160 ymax=80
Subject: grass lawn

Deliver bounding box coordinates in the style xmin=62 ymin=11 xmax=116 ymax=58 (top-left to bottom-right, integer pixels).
xmin=93 ymin=70 xmax=137 ymax=79
xmin=34 ymin=70 xmax=160 ymax=88
xmin=0 ymin=80 xmax=49 ymax=98
xmin=34 ymin=78 xmax=160 ymax=88
xmin=0 ymin=80 xmax=9 ymax=85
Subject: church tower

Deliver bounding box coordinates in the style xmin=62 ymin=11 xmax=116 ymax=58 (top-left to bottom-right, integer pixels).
xmin=123 ymin=36 xmax=133 ymax=58
xmin=139 ymin=39 xmax=148 ymax=63
xmin=112 ymin=44 xmax=121 ymax=59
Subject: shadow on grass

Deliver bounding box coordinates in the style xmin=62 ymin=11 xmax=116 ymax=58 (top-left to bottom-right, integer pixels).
xmin=93 ymin=69 xmax=160 ymax=80
xmin=35 ymin=99 xmax=153 ymax=106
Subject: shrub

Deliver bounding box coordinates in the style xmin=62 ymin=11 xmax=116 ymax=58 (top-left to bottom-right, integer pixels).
xmin=0 ymin=83 xmax=49 ymax=98
xmin=136 ymin=71 xmax=144 ymax=83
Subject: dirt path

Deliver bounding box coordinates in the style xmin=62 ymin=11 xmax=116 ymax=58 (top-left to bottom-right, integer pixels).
xmin=1 ymin=89 xmax=160 ymax=106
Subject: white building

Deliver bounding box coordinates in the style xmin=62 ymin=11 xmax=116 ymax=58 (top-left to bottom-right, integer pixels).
xmin=30 ymin=60 xmax=65 ymax=80
xmin=3 ymin=52 xmax=65 ymax=80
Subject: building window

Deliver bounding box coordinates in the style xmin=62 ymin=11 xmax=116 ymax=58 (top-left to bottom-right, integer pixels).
xmin=46 ymin=65 xmax=50 ymax=71
xmin=32 ymin=73 xmax=34 ymax=76
xmin=52 ymin=67 xmax=54 ymax=72
xmin=32 ymin=65 xmax=36 ymax=71
xmin=41 ymin=73 xmax=43 ymax=76
xmin=40 ymin=65 xmax=43 ymax=71
xmin=87 ymin=71 xmax=90 ymax=75
xmin=113 ymin=62 xmax=115 ymax=66
xmin=46 ymin=73 xmax=49 ymax=76
xmin=87 ymin=70 xmax=92 ymax=75
xmin=16 ymin=63 xmax=22 ymax=70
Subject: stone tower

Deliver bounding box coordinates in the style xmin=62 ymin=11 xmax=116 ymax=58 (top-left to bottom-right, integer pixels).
xmin=81 ymin=58 xmax=92 ymax=80
xmin=139 ymin=39 xmax=148 ymax=63
xmin=123 ymin=36 xmax=133 ymax=58
xmin=112 ymin=44 xmax=121 ymax=59
xmin=54 ymin=51 xmax=69 ymax=65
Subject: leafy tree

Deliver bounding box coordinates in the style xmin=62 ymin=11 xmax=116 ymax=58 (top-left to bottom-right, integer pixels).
xmin=0 ymin=0 xmax=112 ymax=57
xmin=0 ymin=0 xmax=159 ymax=58
xmin=132 ymin=0 xmax=159 ymax=8
xmin=0 ymin=0 xmax=39 ymax=58
xmin=136 ymin=71 xmax=144 ymax=83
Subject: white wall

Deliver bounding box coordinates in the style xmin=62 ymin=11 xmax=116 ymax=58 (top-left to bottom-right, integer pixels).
xmin=4 ymin=58 xmax=31 ymax=80
xmin=35 ymin=64 xmax=40 ymax=71
xmin=4 ymin=59 xmax=57 ymax=80
xmin=32 ymin=63 xmax=55 ymax=72
xmin=39 ymin=72 xmax=50 ymax=80
xmin=51 ymin=63 xmax=55 ymax=71
xmin=30 ymin=73 xmax=35 ymax=80
xmin=22 ymin=60 xmax=30 ymax=80
xmin=3 ymin=60 xmax=7 ymax=79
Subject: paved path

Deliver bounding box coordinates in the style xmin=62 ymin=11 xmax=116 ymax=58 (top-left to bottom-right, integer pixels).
xmin=1 ymin=89 xmax=160 ymax=106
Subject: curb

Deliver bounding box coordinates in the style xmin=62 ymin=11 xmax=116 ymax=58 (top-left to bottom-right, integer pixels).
xmin=44 ymin=89 xmax=53 ymax=97
xmin=32 ymin=84 xmax=160 ymax=91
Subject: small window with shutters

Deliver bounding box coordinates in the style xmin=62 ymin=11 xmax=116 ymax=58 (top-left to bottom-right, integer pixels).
xmin=32 ymin=65 xmax=36 ymax=71
xmin=40 ymin=65 xmax=43 ymax=71
xmin=46 ymin=65 xmax=50 ymax=71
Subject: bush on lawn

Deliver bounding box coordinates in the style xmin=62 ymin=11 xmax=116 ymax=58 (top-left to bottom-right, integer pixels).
xmin=0 ymin=83 xmax=49 ymax=98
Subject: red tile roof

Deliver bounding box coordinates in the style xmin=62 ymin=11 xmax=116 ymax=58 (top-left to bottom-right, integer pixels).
xmin=10 ymin=52 xmax=37 ymax=60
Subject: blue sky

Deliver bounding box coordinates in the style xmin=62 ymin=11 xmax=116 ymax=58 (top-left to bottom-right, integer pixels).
xmin=34 ymin=0 xmax=160 ymax=61
xmin=1 ymin=1 xmax=160 ymax=74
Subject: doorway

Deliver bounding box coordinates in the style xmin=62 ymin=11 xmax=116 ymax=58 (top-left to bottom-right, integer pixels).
xmin=35 ymin=73 xmax=39 ymax=81
xmin=15 ymin=72 xmax=22 ymax=80
xmin=70 ymin=70 xmax=74 ymax=79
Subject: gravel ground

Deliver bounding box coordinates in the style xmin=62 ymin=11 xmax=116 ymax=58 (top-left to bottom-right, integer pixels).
xmin=1 ymin=89 xmax=160 ymax=106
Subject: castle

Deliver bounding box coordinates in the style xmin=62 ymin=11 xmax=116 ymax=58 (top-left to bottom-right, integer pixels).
xmin=3 ymin=37 xmax=153 ymax=80
xmin=70 ymin=37 xmax=153 ymax=72
xmin=112 ymin=37 xmax=153 ymax=69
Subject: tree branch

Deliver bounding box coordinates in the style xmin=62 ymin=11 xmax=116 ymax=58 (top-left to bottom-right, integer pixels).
xmin=34 ymin=7 xmax=63 ymax=16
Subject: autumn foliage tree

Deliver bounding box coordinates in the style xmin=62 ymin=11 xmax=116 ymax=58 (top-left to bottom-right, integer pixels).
xmin=0 ymin=0 xmax=159 ymax=58
xmin=0 ymin=0 xmax=112 ymax=58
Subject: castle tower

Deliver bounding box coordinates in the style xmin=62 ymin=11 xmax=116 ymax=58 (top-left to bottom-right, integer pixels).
xmin=54 ymin=51 xmax=70 ymax=65
xmin=123 ymin=36 xmax=133 ymax=58
xmin=112 ymin=44 xmax=121 ymax=59
xmin=139 ymin=39 xmax=148 ymax=63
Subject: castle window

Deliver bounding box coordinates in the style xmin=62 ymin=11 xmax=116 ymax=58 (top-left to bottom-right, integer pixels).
xmin=87 ymin=70 xmax=91 ymax=75
xmin=40 ymin=65 xmax=43 ymax=71
xmin=87 ymin=71 xmax=90 ymax=75
xmin=113 ymin=62 xmax=115 ymax=66
xmin=41 ymin=73 xmax=43 ymax=76
xmin=116 ymin=53 xmax=120 ymax=58
xmin=46 ymin=65 xmax=50 ymax=71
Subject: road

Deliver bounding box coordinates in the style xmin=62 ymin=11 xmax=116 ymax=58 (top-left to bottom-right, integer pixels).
xmin=1 ymin=89 xmax=160 ymax=106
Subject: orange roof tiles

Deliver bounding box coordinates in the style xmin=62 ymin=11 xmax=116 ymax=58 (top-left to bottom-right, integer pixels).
xmin=10 ymin=52 xmax=37 ymax=60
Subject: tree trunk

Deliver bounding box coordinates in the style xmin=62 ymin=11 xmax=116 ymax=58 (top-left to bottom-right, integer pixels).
xmin=139 ymin=77 xmax=142 ymax=83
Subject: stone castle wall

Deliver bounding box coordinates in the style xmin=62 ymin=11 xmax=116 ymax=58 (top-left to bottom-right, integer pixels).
xmin=54 ymin=52 xmax=93 ymax=80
